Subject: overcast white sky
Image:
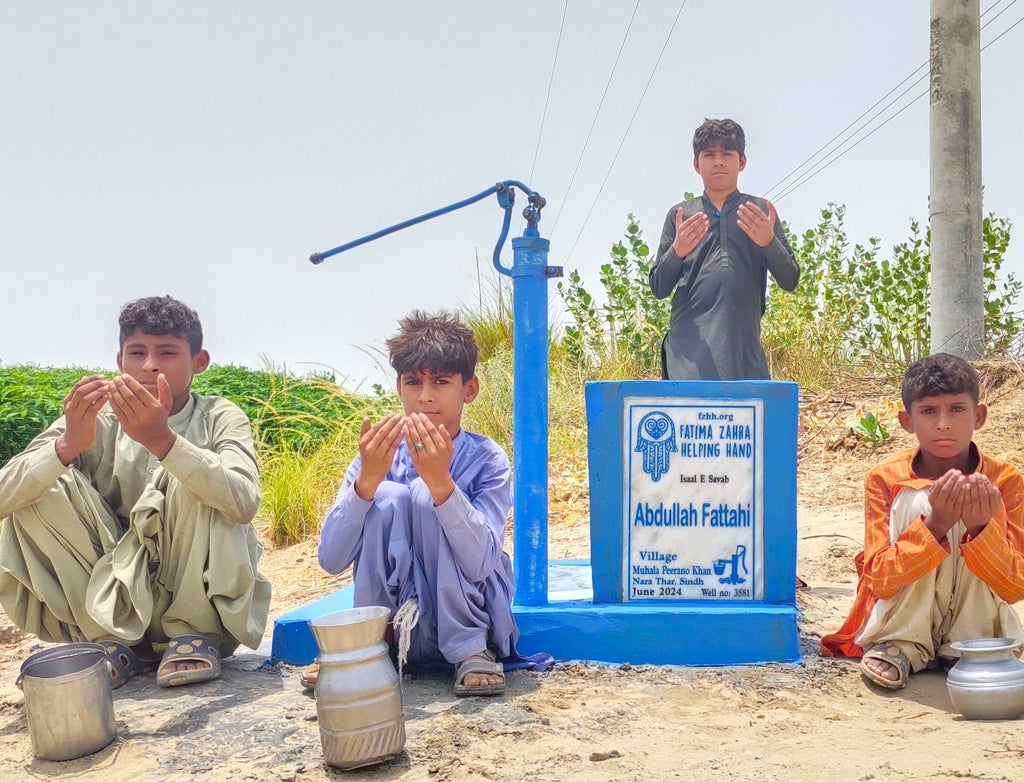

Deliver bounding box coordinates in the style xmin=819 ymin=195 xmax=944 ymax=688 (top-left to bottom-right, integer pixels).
xmin=2 ymin=2 xmax=1021 ymax=390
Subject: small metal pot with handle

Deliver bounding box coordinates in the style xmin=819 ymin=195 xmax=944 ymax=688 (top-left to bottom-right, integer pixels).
xmin=309 ymin=606 xmax=405 ymax=770
xmin=947 ymin=637 xmax=1024 ymax=720
xmin=17 ymin=642 xmax=118 ymax=761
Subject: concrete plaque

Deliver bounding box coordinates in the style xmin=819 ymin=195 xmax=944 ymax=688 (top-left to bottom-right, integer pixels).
xmin=624 ymin=396 xmax=764 ymax=601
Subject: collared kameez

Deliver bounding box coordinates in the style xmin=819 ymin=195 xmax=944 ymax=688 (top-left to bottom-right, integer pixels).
xmin=317 ymin=429 xmax=517 ymax=665
xmin=0 ymin=394 xmax=270 ymax=651
xmin=820 ymin=446 xmax=1024 ymax=670
xmin=650 ymin=190 xmax=800 ymax=380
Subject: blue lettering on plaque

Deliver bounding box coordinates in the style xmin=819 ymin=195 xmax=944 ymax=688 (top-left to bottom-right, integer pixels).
xmin=634 ymin=411 xmax=676 ymax=482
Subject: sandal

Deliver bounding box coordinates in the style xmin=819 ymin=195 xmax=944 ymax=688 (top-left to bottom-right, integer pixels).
xmin=300 ymin=661 xmax=318 ymax=692
xmin=156 ymin=633 xmax=221 ymax=688
xmin=100 ymin=640 xmax=159 ymax=690
xmin=860 ymin=643 xmax=910 ymax=690
xmin=454 ymin=648 xmax=505 ymax=697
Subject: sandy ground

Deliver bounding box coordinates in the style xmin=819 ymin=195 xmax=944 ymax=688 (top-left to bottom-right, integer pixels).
xmin=3 ymin=364 xmax=1024 ymax=781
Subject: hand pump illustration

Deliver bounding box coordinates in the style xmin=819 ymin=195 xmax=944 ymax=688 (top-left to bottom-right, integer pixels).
xmin=309 ymin=181 xmax=561 ymax=606
xmin=714 ymin=545 xmax=748 ymax=585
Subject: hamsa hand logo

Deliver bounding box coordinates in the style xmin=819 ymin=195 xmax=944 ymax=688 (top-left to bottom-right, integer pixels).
xmin=635 ymin=411 xmax=676 ymax=482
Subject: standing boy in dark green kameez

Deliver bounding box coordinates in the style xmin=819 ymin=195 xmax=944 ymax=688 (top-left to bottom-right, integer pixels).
xmin=650 ymin=118 xmax=800 ymax=380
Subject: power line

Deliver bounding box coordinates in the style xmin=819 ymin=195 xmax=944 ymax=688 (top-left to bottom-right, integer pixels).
xmin=764 ymin=0 xmax=1016 ymax=202
xmin=771 ymin=74 xmax=928 ymax=202
xmin=527 ymin=0 xmax=569 ymax=189
xmin=564 ymin=0 xmax=689 ymax=265
xmin=773 ymin=6 xmax=1022 ymax=203
xmin=982 ymin=8 xmax=1023 ymax=46
xmin=549 ymin=0 xmax=642 ymax=236
xmin=981 ymin=0 xmax=1020 ymax=31
xmin=761 ymin=64 xmax=928 ymax=201
xmin=773 ymin=89 xmax=928 ymax=204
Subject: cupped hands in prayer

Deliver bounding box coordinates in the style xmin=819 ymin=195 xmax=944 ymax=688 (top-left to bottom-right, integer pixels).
xmin=926 ymin=469 xmax=1002 ymax=540
xmin=107 ymin=374 xmax=177 ymax=458
xmin=55 ymin=375 xmax=111 ymax=465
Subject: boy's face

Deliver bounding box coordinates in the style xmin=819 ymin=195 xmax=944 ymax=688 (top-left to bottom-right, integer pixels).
xmin=116 ymin=330 xmax=209 ymax=415
xmin=898 ymin=392 xmax=986 ymax=466
xmin=693 ymin=143 xmax=746 ymax=194
xmin=396 ymin=368 xmax=479 ymax=437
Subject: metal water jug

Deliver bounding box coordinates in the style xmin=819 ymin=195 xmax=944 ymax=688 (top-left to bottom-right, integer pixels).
xmin=309 ymin=606 xmax=405 ymax=770
xmin=947 ymin=637 xmax=1024 ymax=720
xmin=17 ymin=642 xmax=117 ymax=761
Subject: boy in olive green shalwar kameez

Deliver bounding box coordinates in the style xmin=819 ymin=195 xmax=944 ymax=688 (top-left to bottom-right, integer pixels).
xmin=0 ymin=296 xmax=270 ymax=687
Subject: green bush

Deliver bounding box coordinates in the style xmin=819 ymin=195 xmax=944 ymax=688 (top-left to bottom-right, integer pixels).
xmin=0 ymin=365 xmax=106 ymax=466
xmin=765 ymin=205 xmax=1021 ymax=381
xmin=193 ymin=364 xmax=361 ymax=452
xmin=257 ymin=390 xmax=393 ymax=545
xmin=558 ymin=212 xmax=671 ymax=374
xmin=557 ymin=204 xmax=1020 ymax=386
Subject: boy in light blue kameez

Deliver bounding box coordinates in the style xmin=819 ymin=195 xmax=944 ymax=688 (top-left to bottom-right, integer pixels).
xmin=313 ymin=310 xmax=519 ymax=696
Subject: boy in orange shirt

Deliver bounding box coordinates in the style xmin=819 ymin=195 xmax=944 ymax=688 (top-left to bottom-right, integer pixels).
xmin=821 ymin=353 xmax=1024 ymax=689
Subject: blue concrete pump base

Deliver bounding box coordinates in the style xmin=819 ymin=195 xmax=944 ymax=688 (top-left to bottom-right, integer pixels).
xmin=271 ymin=560 xmax=799 ymax=666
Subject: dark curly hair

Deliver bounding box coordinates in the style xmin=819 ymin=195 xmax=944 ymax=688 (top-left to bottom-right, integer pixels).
xmin=901 ymin=353 xmax=980 ymax=409
xmin=118 ymin=296 xmax=203 ymax=354
xmin=692 ymin=118 xmax=746 ymax=158
xmin=386 ymin=310 xmax=478 ymax=382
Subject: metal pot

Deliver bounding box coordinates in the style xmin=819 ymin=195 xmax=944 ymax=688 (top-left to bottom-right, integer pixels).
xmin=946 ymin=637 xmax=1024 ymax=720
xmin=17 ymin=643 xmax=117 ymax=760
xmin=309 ymin=606 xmax=405 ymax=770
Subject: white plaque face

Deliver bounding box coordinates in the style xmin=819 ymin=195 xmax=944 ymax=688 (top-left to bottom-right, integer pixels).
xmin=624 ymin=396 xmax=764 ymax=601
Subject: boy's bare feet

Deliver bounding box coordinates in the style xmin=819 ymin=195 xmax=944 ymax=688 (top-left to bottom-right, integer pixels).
xmin=163 ymin=658 xmax=211 ymax=673
xmin=460 ymin=661 xmax=503 ymax=688
xmin=862 ymin=655 xmax=900 ymax=682
xmin=155 ymin=633 xmax=220 ymax=687
xmin=454 ymin=649 xmax=505 ymax=696
xmin=859 ymin=643 xmax=909 ymax=690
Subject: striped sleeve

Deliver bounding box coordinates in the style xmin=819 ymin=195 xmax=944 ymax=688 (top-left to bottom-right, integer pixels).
xmin=959 ymin=461 xmax=1024 ymax=604
xmin=860 ymin=455 xmax=947 ymax=600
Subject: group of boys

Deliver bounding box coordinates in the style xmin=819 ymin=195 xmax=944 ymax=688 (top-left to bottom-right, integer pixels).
xmin=1 ymin=118 xmax=1021 ymax=701
xmin=0 ymin=300 xmax=515 ymax=695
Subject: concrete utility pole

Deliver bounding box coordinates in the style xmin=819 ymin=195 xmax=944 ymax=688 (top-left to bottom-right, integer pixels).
xmin=929 ymin=0 xmax=984 ymax=358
